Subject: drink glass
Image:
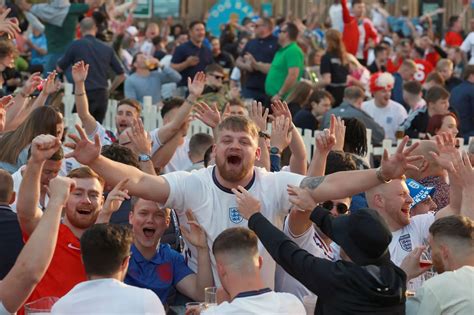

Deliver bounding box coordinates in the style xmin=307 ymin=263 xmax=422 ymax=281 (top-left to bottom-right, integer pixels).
xmin=395 ymin=128 xmax=405 ymax=140
xmin=25 ymin=296 xmax=59 ymax=315
xmin=204 ymin=286 xmax=217 ymax=308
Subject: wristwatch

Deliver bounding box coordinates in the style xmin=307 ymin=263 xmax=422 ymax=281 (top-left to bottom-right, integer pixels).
xmin=269 ymin=146 xmax=281 ymax=155
xmin=138 ymin=154 xmax=151 ymax=162
xmin=376 ymin=167 xmax=392 ymax=183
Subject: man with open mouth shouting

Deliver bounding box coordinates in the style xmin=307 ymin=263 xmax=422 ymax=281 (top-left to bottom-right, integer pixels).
xmin=66 ymin=112 xmax=421 ymax=288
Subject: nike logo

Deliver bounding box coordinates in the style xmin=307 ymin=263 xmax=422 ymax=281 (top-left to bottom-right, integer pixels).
xmin=67 ymin=243 xmax=81 ymax=251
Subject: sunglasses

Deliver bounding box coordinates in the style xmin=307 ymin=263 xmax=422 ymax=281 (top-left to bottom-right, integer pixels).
xmin=211 ymin=73 xmax=224 ymax=80
xmin=322 ymin=201 xmax=349 ymax=215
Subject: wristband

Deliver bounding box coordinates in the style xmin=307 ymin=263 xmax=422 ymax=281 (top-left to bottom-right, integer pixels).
xmin=75 ymin=92 xmax=86 ymax=97
xmin=258 ymin=131 xmax=270 ymax=140
xmin=376 ymin=167 xmax=392 ymax=183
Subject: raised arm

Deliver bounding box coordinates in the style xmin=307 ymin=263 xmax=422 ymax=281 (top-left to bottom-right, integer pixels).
xmin=158 ymin=64 xmax=182 ymax=84
xmin=126 ymin=118 xmax=156 ymax=175
xmin=176 ymin=210 xmax=214 ymax=301
xmin=233 ymin=187 xmax=337 ymax=298
xmin=0 ymin=176 xmax=74 ymax=314
xmin=65 ymin=125 xmax=170 ymax=203
xmin=157 ymin=72 xmax=205 ymax=144
xmin=341 ymin=0 xmax=352 ymax=24
xmin=301 ymin=136 xmax=422 ymax=203
xmin=17 ymin=135 xmax=62 ymax=235
xmin=30 ymin=71 xmax=60 ymax=110
xmin=72 ymin=61 xmax=97 ymax=136
xmin=249 ymin=101 xmax=270 ymax=171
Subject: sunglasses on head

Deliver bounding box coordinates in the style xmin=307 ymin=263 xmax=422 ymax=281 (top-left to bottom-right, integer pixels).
xmin=322 ymin=200 xmax=349 ymax=215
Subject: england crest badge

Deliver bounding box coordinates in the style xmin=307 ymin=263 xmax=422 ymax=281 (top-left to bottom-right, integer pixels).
xmin=399 ymin=234 xmax=412 ymax=252
xmin=229 ymin=207 xmax=243 ymax=224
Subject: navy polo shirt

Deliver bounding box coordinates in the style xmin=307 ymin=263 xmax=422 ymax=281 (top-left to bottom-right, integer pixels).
xmin=125 ymin=243 xmax=194 ymax=303
xmin=0 ymin=205 xmax=24 ymax=279
xmin=242 ymin=35 xmax=279 ymax=91
xmin=57 ymin=35 xmax=124 ymax=91
xmin=171 ymin=40 xmax=213 ymax=86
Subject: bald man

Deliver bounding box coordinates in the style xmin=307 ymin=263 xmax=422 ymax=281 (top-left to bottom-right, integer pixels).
xmin=365 ymin=178 xmax=454 ymax=290
xmin=405 ymin=140 xmax=449 ymax=210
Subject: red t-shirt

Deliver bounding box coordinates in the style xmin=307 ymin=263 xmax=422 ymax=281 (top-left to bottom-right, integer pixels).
xmin=445 ymin=31 xmax=463 ymax=47
xmin=19 ymin=224 xmax=86 ymax=315
xmin=426 ymin=51 xmax=440 ymax=68
xmin=413 ymin=59 xmax=434 ymax=83
xmin=387 ymin=58 xmax=403 ymax=73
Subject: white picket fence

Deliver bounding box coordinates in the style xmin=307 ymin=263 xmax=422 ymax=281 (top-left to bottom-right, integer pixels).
xmin=62 ymin=83 xmax=472 ymax=161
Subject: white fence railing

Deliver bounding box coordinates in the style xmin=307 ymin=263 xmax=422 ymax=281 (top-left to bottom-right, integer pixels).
xmin=62 ymin=83 xmax=472 ymax=160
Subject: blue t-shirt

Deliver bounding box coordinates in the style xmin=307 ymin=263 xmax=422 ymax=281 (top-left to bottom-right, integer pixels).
xmin=171 ymin=40 xmax=213 ymax=86
xmin=28 ymin=33 xmax=47 ymax=65
xmin=125 ymin=243 xmax=194 ymax=303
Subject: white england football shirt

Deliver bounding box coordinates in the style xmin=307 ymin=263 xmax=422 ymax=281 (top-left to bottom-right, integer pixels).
xmin=362 ymin=99 xmax=408 ymax=141
xmin=162 ymin=166 xmax=305 ymax=288
xmin=275 ymin=218 xmax=336 ymax=300
xmin=389 ymin=212 xmax=435 ymax=289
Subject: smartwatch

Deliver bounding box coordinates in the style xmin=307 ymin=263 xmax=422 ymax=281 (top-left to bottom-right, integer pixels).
xmin=269 ymin=147 xmax=281 ymax=155
xmin=138 ymin=154 xmax=151 ymax=162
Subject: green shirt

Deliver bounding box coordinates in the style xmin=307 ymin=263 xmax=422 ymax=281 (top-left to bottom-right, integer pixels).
xmin=44 ymin=4 xmax=89 ymax=54
xmin=264 ymin=42 xmax=304 ymax=98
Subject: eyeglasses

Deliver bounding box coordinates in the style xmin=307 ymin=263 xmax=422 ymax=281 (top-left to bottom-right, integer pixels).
xmin=322 ymin=201 xmax=349 ymax=215
xmin=211 ymin=73 xmax=225 ymax=80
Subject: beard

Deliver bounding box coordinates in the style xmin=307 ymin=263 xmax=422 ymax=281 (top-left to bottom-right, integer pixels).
xmin=66 ymin=209 xmax=99 ymax=230
xmin=216 ymin=155 xmax=252 ymax=182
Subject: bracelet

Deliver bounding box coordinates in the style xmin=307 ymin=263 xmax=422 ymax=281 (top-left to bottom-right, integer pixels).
xmin=376 ymin=167 xmax=392 ymax=184
xmin=75 ymin=91 xmax=86 ymax=97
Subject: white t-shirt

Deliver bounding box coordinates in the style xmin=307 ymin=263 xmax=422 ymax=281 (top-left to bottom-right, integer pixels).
xmin=275 ymin=218 xmax=336 ymax=300
xmin=329 ymin=4 xmax=345 ymax=33
xmin=461 ymin=32 xmax=474 ymax=65
xmin=90 ymin=121 xmax=114 ymax=146
xmin=150 ymin=128 xmax=192 ymax=173
xmin=202 ymin=290 xmax=305 ymax=315
xmin=60 ymin=146 xmax=82 ymax=177
xmin=51 ymin=278 xmax=165 ymax=315
xmin=389 ymin=213 xmax=435 ymax=289
xmin=163 ymin=166 xmax=305 ymax=288
xmin=362 ymin=99 xmax=408 ymax=141
xmin=0 ymin=301 xmax=11 ymax=315
xmin=11 ymin=166 xmax=48 ymax=213
xmin=406 ymin=266 xmax=474 ymax=315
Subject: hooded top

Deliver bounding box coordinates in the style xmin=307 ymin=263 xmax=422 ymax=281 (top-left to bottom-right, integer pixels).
xmin=248 ymin=208 xmax=406 ymax=315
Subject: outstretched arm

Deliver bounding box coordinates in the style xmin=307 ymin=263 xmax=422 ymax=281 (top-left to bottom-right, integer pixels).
xmin=0 ymin=177 xmax=74 ymax=314
xmin=301 ymin=137 xmax=422 ymax=203
xmin=233 ymin=186 xmax=337 ymax=299
xmin=66 ymin=125 xmax=170 ymax=203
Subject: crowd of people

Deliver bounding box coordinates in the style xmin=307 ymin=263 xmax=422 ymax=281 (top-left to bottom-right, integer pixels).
xmin=0 ymin=0 xmax=473 ymax=314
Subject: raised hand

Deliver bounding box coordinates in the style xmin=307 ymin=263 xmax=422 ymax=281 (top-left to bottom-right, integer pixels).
xmin=21 ymin=72 xmax=43 ymax=96
xmin=270 ymin=116 xmax=291 ymax=153
xmin=180 ymin=210 xmax=208 ymax=249
xmin=332 ymin=115 xmax=346 ymax=151
xmin=249 ymin=100 xmax=269 ymax=132
xmin=315 ymin=129 xmax=336 ymax=156
xmin=72 ymin=61 xmax=89 ymax=83
xmin=102 ymin=179 xmax=130 ymax=215
xmin=270 ymin=99 xmax=292 ymax=124
xmin=231 ymin=185 xmax=261 ymax=220
xmin=221 ymin=102 xmax=231 ymax=121
xmin=429 ymin=132 xmax=457 ymax=173
xmin=126 ymin=118 xmax=152 ymax=155
xmin=194 ymin=101 xmax=221 ymax=128
xmin=457 ymin=151 xmax=474 ymax=189
xmin=187 ymin=71 xmax=206 ymax=98
xmin=287 ymin=185 xmax=317 ymax=212
xmin=0 ymin=8 xmax=20 ymax=38
xmin=47 ymin=176 xmax=76 ymax=207
xmin=0 ymin=95 xmax=14 ymax=132
xmin=64 ymin=124 xmax=101 ymax=165
xmin=30 ymin=134 xmax=62 ymax=163
xmin=41 ymin=71 xmax=60 ymax=95
xmin=379 ymin=136 xmax=423 ymax=181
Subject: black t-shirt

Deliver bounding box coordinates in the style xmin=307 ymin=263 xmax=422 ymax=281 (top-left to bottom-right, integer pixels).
xmin=320 ymin=53 xmax=349 ymax=85
xmin=0 ymin=205 xmax=24 ymax=279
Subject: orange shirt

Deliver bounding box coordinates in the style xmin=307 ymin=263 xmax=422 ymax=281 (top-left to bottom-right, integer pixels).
xmin=19 ymin=224 xmax=86 ymax=315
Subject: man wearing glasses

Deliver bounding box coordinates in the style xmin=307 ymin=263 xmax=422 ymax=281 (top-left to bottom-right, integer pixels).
xmin=199 ymin=63 xmax=230 ymax=111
